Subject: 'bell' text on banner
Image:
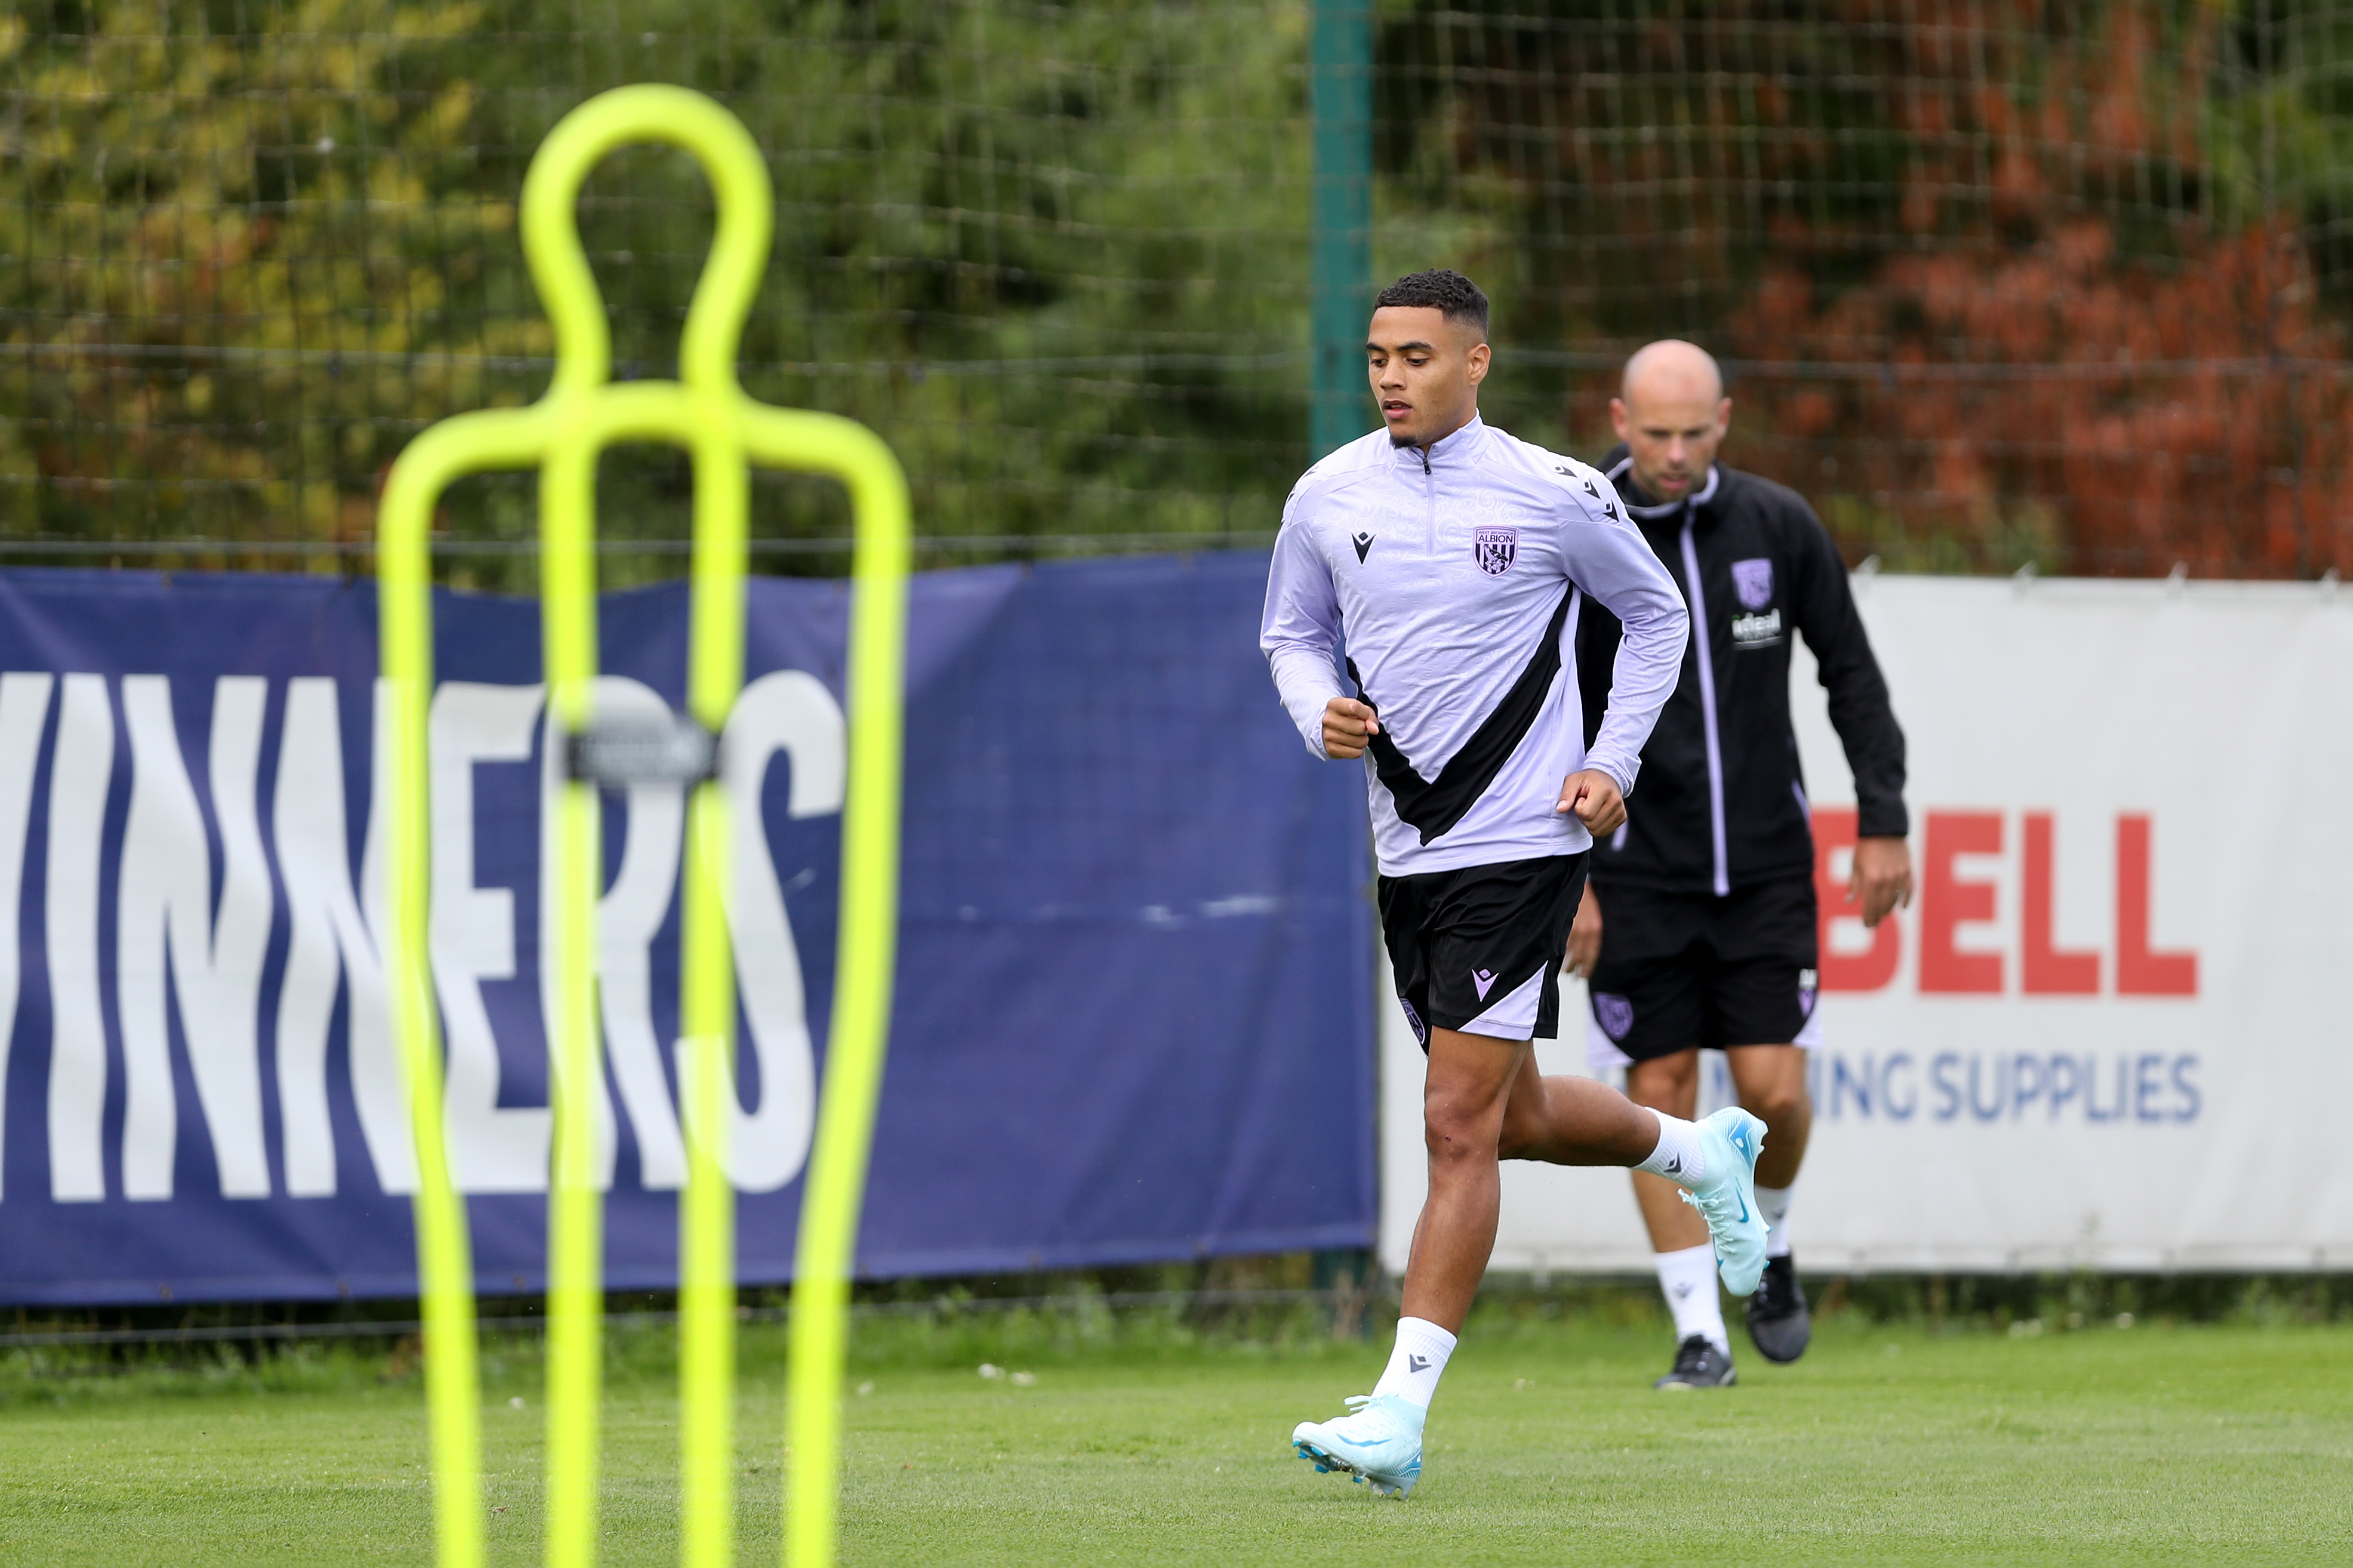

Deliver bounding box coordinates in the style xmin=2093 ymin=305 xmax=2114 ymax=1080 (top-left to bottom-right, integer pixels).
xmin=1383 ymin=573 xmax=2353 ymax=1274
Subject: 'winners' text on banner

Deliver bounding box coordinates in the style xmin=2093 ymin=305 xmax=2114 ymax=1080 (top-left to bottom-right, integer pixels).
xmin=0 ymin=559 xmax=1374 ymax=1305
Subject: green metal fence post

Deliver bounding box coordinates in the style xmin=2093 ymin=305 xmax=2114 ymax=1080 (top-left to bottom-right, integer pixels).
xmin=1309 ymin=0 xmax=1373 ymax=463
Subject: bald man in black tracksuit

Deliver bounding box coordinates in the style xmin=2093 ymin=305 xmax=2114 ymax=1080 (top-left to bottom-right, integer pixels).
xmin=1568 ymin=341 xmax=1912 ymax=1388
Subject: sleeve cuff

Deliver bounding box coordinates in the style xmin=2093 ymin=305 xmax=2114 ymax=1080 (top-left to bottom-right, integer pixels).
xmin=1856 ymin=803 xmax=1909 ymax=839
xmin=1591 ymin=756 xmax=1640 ymax=798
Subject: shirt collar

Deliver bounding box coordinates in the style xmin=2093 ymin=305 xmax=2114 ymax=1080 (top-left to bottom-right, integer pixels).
xmin=1607 ymin=458 xmax=1721 ymax=519
xmin=1392 ymin=412 xmax=1488 ymax=470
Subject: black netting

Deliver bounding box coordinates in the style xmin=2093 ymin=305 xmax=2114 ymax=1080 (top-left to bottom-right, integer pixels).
xmin=6 ymin=2 xmax=2351 ymax=582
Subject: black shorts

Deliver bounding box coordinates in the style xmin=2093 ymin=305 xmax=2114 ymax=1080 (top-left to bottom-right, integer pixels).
xmin=1379 ymin=853 xmax=1588 ymax=1049
xmin=1585 ymin=874 xmax=1820 ymax=1065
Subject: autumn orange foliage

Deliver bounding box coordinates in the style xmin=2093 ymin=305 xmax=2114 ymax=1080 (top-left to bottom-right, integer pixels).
xmin=1720 ymin=2 xmax=2352 ymax=577
xmin=1405 ymin=0 xmax=2353 ymax=577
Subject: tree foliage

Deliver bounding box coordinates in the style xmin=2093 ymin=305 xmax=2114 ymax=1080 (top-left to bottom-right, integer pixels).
xmin=2 ymin=1 xmax=1310 ymax=584
xmin=1381 ymin=0 xmax=2353 ymax=577
xmin=6 ymin=1 xmax=2352 ymax=579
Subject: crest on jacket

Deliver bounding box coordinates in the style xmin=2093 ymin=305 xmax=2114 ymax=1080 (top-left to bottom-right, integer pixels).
xmin=1732 ymin=557 xmax=1774 ymax=609
xmin=1474 ymin=526 xmax=1518 ymax=576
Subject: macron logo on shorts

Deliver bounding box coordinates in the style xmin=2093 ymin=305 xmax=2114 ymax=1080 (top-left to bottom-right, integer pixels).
xmin=1472 ymin=968 xmax=1498 ymax=1000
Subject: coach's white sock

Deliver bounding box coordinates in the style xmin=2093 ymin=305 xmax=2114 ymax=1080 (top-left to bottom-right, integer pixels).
xmin=1370 ymin=1316 xmax=1457 ymax=1410
xmin=1757 ymin=1184 xmax=1794 ymax=1258
xmin=1634 ymin=1110 xmax=1708 ymax=1190
xmin=1656 ymin=1243 xmax=1729 ymax=1354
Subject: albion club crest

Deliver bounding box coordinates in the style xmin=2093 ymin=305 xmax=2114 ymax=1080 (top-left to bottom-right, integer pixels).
xmin=1732 ymin=556 xmax=1774 ymax=609
xmin=1474 ymin=526 xmax=1518 ymax=576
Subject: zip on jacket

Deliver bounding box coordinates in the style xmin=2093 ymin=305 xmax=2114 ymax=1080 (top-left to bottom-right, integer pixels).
xmin=1260 ymin=416 xmax=1691 ymax=879
xmin=1574 ymin=451 xmax=1908 ymax=895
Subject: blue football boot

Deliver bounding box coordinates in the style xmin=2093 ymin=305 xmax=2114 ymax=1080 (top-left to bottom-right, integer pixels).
xmin=1290 ymin=1393 xmax=1423 ymax=1498
xmin=1683 ymin=1107 xmax=1770 ymax=1296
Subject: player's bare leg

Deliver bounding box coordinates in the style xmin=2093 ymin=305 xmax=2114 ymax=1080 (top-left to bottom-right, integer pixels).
xmin=1628 ymin=1043 xmax=1812 ymax=1379
xmin=1293 ymin=1025 xmax=1762 ymax=1493
xmin=1626 ymin=1049 xmax=1711 ymax=1249
xmin=1628 ymin=1045 xmax=1808 ymax=1236
xmin=1727 ymin=1044 xmax=1812 ymax=1360
xmin=1627 ymin=1049 xmax=1728 ymax=1385
xmin=1726 ymin=1045 xmax=1810 ymax=1186
xmin=1397 ymin=1028 xmax=1531 ymax=1333
xmin=1295 ymin=1025 xmax=1542 ymax=1496
xmin=1402 ymin=1027 xmax=1660 ymax=1331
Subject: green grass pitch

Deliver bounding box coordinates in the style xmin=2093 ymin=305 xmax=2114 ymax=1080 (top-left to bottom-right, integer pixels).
xmin=2 ymin=1310 xmax=2348 ymax=1566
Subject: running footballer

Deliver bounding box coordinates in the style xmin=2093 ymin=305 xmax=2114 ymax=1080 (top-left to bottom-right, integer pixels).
xmin=1261 ymin=272 xmax=1771 ymax=1498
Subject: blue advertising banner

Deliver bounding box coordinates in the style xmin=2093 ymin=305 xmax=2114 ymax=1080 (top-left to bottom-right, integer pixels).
xmin=0 ymin=555 xmax=1374 ymax=1305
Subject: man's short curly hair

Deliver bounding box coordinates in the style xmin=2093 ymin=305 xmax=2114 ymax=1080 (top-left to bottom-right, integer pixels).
xmin=1374 ymin=269 xmax=1490 ymax=337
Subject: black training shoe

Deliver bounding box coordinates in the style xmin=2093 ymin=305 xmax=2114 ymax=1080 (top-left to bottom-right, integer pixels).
xmin=1745 ymin=1254 xmax=1811 ymax=1363
xmin=1653 ymin=1333 xmax=1737 ymax=1389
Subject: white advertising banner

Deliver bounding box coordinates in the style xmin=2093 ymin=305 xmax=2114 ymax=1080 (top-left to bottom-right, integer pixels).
xmin=1380 ymin=573 xmax=2353 ymax=1274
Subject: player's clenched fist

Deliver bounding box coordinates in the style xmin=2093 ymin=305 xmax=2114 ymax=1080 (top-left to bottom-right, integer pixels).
xmin=1321 ymin=696 xmax=1380 ymax=759
xmin=1555 ymin=768 xmax=1626 ymax=836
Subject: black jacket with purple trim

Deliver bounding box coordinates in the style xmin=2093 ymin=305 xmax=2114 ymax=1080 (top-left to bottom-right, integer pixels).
xmin=1573 ymin=448 xmax=1909 ymax=896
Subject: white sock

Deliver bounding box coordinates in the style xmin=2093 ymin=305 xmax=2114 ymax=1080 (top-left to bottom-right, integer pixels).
xmin=1634 ymin=1109 xmax=1708 ymax=1190
xmin=1370 ymin=1316 xmax=1457 ymax=1410
xmin=1757 ymin=1183 xmax=1794 ymax=1258
xmin=1656 ymin=1243 xmax=1729 ymax=1354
